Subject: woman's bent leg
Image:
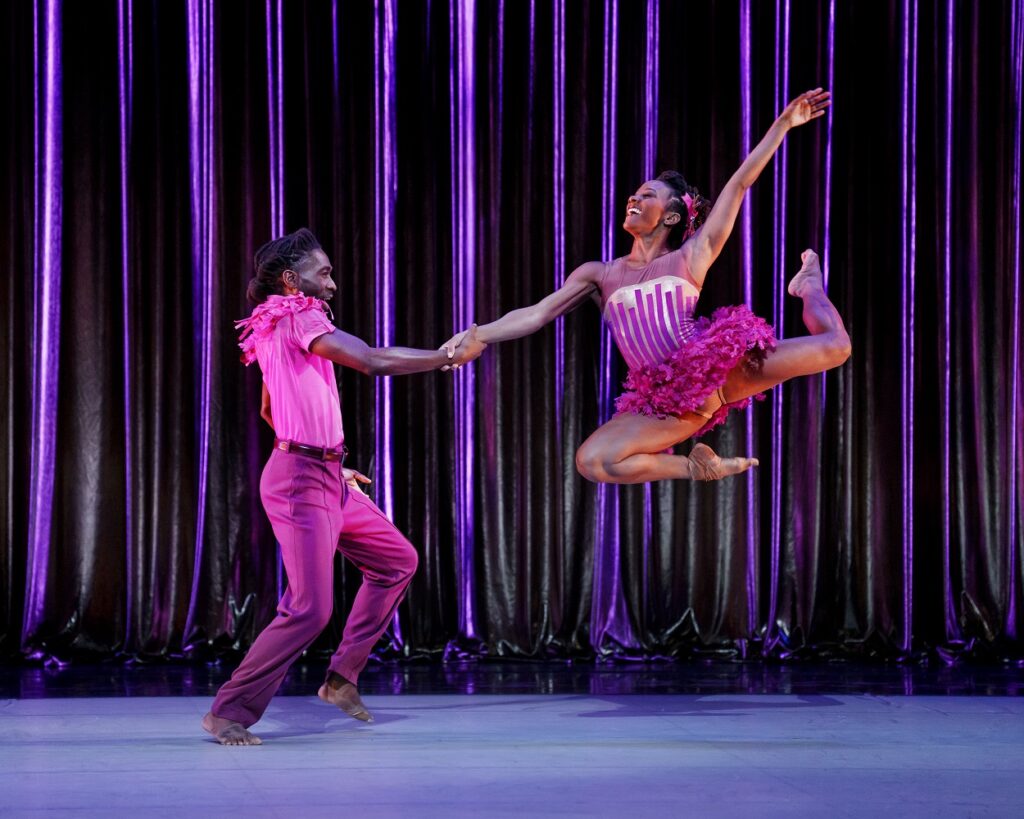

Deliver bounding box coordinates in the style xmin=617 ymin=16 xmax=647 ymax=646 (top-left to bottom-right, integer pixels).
xmin=574 ymin=412 xmax=757 ymax=484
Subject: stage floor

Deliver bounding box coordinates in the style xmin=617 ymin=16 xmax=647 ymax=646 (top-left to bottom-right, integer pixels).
xmin=1 ymin=690 xmax=1021 ymax=817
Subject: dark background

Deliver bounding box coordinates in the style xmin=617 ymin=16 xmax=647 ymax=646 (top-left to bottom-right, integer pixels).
xmin=2 ymin=0 xmax=1021 ymax=666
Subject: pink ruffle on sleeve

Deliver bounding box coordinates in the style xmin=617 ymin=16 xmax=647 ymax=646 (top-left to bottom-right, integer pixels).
xmin=235 ymin=295 xmax=333 ymax=365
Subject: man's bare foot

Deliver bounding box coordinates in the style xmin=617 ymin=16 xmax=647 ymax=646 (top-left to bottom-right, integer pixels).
xmin=318 ymin=674 xmax=373 ymax=722
xmin=787 ymin=249 xmax=824 ymax=298
xmin=202 ymin=712 xmax=262 ymax=746
xmin=687 ymin=442 xmax=758 ymax=481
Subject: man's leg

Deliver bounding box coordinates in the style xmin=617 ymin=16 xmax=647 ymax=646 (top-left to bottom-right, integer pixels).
xmin=318 ymin=489 xmax=418 ymax=721
xmin=203 ymin=452 xmax=343 ymax=744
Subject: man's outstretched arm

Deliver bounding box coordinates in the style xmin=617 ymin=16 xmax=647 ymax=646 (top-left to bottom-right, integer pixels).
xmin=311 ymin=324 xmax=485 ymax=376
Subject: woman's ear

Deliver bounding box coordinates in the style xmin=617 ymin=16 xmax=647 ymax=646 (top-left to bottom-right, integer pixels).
xmin=663 ymin=211 xmax=682 ymax=227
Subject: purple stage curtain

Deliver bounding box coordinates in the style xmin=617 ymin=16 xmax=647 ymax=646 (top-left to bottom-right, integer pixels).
xmin=1 ymin=0 xmax=1021 ymax=663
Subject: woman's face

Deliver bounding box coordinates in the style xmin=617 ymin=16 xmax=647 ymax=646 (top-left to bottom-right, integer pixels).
xmin=622 ymin=179 xmax=682 ymax=236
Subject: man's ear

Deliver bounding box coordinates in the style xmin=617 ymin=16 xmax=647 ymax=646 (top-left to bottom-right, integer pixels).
xmin=282 ymin=268 xmax=299 ymax=291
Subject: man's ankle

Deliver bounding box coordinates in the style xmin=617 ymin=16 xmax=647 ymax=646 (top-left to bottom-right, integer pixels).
xmin=326 ymin=671 xmax=354 ymax=690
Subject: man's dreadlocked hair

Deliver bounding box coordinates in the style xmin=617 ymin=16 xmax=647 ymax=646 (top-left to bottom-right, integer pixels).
xmin=656 ymin=170 xmax=711 ymax=249
xmin=247 ymin=228 xmax=323 ymax=304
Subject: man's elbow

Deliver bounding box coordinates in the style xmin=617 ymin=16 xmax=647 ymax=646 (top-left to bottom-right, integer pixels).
xmin=363 ymin=350 xmax=386 ymax=377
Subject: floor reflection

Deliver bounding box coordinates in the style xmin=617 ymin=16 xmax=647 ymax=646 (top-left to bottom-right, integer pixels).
xmin=3 ymin=657 xmax=1021 ymax=699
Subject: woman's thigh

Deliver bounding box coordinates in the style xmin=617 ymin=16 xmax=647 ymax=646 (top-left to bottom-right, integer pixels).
xmin=576 ymin=410 xmax=705 ymax=464
xmin=723 ymin=336 xmax=836 ymax=402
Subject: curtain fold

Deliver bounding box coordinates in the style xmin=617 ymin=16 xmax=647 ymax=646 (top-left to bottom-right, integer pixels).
xmin=1 ymin=0 xmax=1021 ymax=662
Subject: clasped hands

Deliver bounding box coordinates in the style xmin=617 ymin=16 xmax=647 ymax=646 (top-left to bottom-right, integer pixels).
xmin=440 ymin=324 xmax=486 ymax=371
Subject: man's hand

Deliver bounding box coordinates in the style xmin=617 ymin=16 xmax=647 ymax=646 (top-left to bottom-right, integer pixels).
xmin=343 ymin=467 xmax=372 ymax=494
xmin=448 ymin=325 xmax=487 ymax=368
xmin=777 ymin=88 xmax=831 ymax=130
xmin=440 ymin=328 xmax=470 ymax=371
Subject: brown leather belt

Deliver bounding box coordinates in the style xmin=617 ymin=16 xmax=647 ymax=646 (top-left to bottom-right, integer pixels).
xmin=274 ymin=438 xmax=347 ymax=462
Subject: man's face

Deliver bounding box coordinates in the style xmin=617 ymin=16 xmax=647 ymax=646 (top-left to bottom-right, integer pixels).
xmin=287 ymin=248 xmax=337 ymax=300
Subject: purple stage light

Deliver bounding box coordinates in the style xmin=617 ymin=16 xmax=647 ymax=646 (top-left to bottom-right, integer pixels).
xmin=942 ymin=0 xmax=957 ymax=641
xmin=641 ymin=0 xmax=658 ymax=640
xmin=740 ymin=0 xmax=758 ymax=637
xmin=528 ymin=0 xmax=536 ymax=146
xmin=900 ymin=0 xmax=919 ymax=655
xmin=824 ymin=0 xmax=834 ymax=294
xmin=265 ymin=0 xmax=286 ymax=599
xmin=591 ymin=0 xmax=635 ymax=654
xmin=822 ymin=0 xmax=835 ymax=414
xmin=1008 ymin=0 xmax=1024 ymax=637
xmin=451 ymin=0 xmax=478 ymax=640
xmin=592 ymin=0 xmax=614 ymax=652
xmin=766 ymin=0 xmax=791 ymax=650
xmin=266 ymin=0 xmax=284 ymax=238
xmin=373 ymin=0 xmax=397 ymax=525
xmin=24 ymin=0 xmax=62 ymax=647
xmin=553 ymin=0 xmax=565 ymax=432
xmin=373 ymin=0 xmax=401 ymax=644
xmin=117 ymin=0 xmax=134 ymax=649
xmin=183 ymin=0 xmax=216 ymax=643
xmin=644 ymin=0 xmax=658 ymax=181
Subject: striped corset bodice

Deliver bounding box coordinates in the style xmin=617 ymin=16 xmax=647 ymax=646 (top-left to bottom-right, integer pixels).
xmin=603 ymin=275 xmax=701 ymax=369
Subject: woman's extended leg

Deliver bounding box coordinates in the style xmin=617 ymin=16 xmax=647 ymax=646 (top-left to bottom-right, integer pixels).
xmin=721 ymin=249 xmax=851 ymax=402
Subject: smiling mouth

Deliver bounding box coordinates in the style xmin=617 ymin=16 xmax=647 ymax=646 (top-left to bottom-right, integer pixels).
xmin=627 ymin=206 xmax=641 ymax=215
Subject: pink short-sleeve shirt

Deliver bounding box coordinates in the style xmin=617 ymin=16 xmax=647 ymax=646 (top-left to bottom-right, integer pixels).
xmin=236 ymin=294 xmax=344 ymax=449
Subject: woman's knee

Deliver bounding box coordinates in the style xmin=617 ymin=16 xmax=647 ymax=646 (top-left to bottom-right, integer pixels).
xmin=825 ymin=330 xmax=852 ymax=368
xmin=575 ymin=443 xmax=612 ymax=483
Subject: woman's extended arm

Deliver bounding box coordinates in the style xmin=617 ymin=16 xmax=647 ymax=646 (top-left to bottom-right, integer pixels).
xmin=685 ymin=88 xmax=831 ymax=286
xmin=442 ymin=261 xmax=603 ymax=354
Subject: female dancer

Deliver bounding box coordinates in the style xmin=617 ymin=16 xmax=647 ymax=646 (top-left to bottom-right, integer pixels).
xmin=444 ymin=89 xmax=849 ymax=483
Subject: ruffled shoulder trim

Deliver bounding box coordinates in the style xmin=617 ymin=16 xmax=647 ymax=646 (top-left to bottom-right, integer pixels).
xmin=235 ymin=295 xmax=329 ymax=365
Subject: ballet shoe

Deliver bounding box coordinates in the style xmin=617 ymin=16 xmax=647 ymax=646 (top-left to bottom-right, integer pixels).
xmin=687 ymin=442 xmax=759 ymax=482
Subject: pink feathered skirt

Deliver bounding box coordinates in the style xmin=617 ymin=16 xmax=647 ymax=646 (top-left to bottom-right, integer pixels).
xmin=614 ymin=305 xmax=777 ymax=437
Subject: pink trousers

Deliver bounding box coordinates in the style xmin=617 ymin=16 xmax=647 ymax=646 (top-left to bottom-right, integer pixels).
xmin=211 ymin=448 xmax=418 ymax=728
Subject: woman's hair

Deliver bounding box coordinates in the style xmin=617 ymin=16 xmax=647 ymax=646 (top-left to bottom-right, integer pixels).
xmin=247 ymin=228 xmax=322 ymax=304
xmin=656 ymin=170 xmax=710 ymax=248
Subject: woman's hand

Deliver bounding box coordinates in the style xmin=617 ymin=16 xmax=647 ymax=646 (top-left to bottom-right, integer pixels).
xmin=440 ymin=328 xmax=470 ymax=371
xmin=778 ymin=88 xmax=831 ymax=130
xmin=343 ymin=467 xmax=372 ymax=494
xmin=448 ymin=325 xmax=487 ymax=368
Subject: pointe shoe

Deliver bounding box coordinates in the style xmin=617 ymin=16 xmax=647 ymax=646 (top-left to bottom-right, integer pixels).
xmin=787 ymin=248 xmax=824 ymax=298
xmin=688 ymin=443 xmax=759 ymax=482
xmin=318 ymin=682 xmax=374 ymax=722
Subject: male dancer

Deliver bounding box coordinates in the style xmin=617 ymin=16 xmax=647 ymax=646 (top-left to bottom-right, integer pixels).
xmin=202 ymin=228 xmax=485 ymax=745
